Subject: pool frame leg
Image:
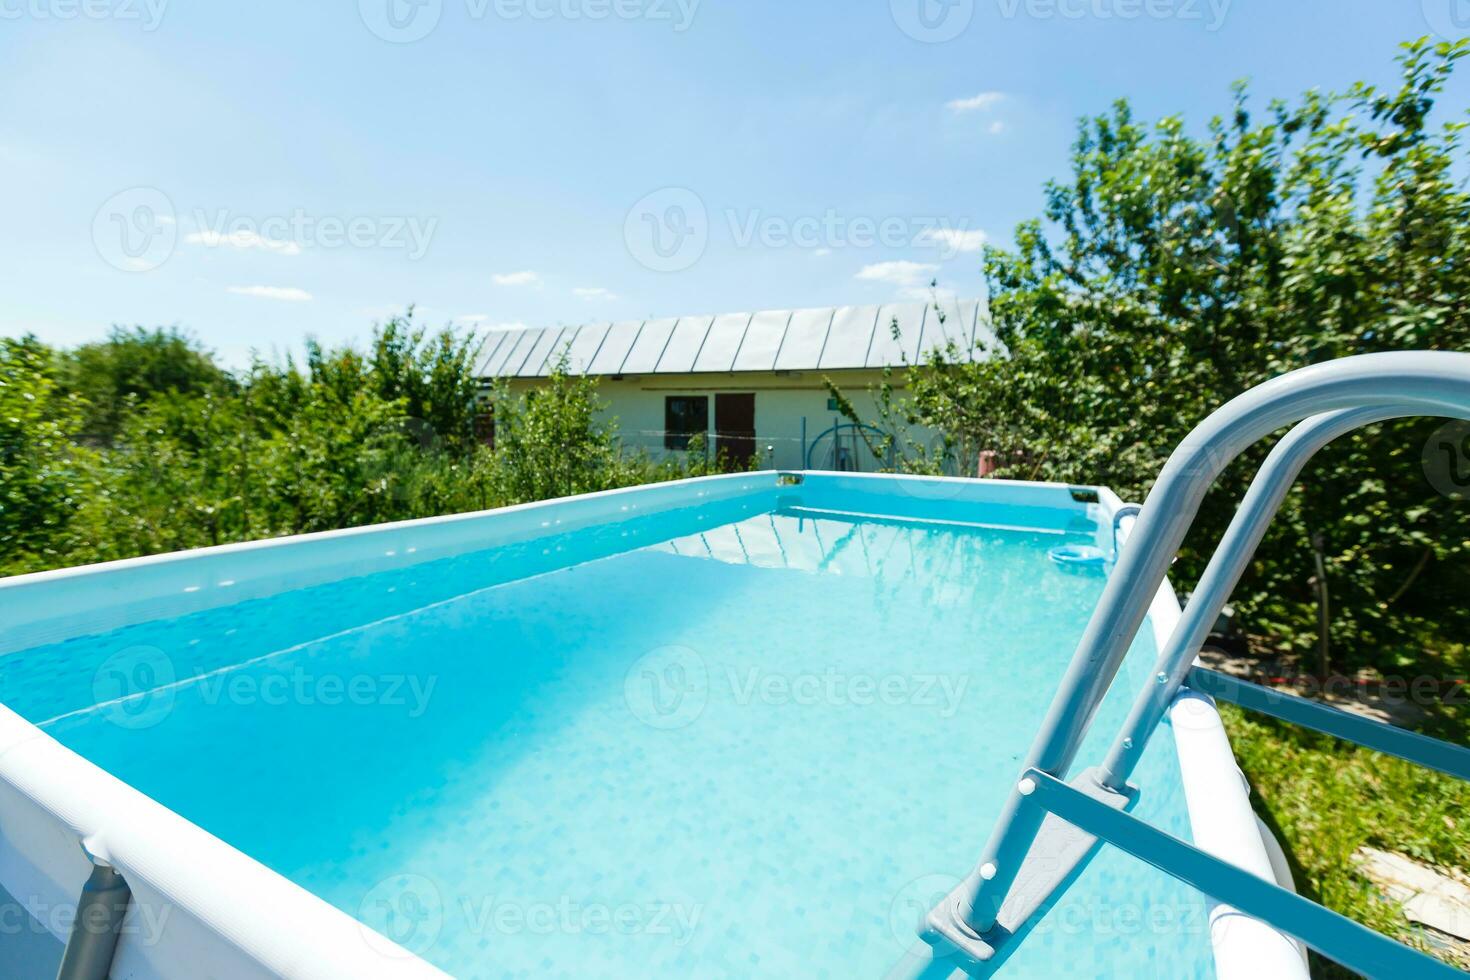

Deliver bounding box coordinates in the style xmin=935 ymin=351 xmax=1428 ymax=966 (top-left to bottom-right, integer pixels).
xmin=56 ymin=862 xmax=131 ymax=980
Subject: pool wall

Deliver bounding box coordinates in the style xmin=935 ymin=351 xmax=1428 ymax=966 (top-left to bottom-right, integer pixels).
xmin=0 ymin=472 xmax=777 ymax=657
xmin=0 ymin=471 xmax=1299 ymax=979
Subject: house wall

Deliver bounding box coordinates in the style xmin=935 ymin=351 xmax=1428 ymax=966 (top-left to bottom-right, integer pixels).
xmin=498 ymin=369 xmax=940 ymax=471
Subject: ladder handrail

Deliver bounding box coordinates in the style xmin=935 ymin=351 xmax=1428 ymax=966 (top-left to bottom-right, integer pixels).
xmin=941 ymin=350 xmax=1470 ymax=940
xmin=1098 ymin=402 xmax=1422 ymax=788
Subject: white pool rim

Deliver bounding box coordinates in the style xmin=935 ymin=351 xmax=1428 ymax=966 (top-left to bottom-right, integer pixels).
xmin=1110 ymin=494 xmax=1310 ymax=980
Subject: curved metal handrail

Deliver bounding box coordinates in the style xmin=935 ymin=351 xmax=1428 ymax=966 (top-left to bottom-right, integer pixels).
xmin=925 ymin=351 xmax=1470 ymax=963
xmin=1097 ymin=404 xmax=1421 ymax=787
xmin=1109 ymin=503 xmax=1142 ymax=559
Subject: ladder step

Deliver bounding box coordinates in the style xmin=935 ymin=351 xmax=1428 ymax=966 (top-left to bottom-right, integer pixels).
xmin=919 ymin=767 xmax=1138 ymax=975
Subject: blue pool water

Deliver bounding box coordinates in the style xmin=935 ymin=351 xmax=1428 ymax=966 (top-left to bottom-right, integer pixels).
xmin=2 ymin=495 xmax=1215 ymax=978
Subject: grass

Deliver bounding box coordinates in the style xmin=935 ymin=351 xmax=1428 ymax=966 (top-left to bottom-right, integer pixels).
xmin=1220 ymin=698 xmax=1470 ymax=977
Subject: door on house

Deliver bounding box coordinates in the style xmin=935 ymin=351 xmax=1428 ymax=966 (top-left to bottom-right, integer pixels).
xmin=714 ymin=393 xmax=756 ymax=469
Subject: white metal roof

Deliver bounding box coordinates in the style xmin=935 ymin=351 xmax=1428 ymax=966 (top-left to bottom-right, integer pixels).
xmin=476 ymin=298 xmax=989 ymax=378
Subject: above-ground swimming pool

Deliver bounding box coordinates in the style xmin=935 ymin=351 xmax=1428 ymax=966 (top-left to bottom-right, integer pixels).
xmin=0 ymin=472 xmax=1289 ymax=979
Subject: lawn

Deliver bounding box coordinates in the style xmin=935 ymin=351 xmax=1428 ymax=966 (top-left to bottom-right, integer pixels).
xmin=1221 ymin=676 xmax=1470 ymax=977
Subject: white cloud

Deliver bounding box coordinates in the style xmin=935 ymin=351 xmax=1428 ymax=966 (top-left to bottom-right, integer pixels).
xmin=492 ymin=270 xmax=541 ymax=287
xmin=855 ymin=260 xmax=939 ymax=288
xmin=947 ymin=91 xmax=1006 ymax=114
xmin=919 ymin=228 xmax=989 ymax=254
xmin=988 ymin=120 xmax=1005 ymax=135
xmin=813 ymin=247 xmax=832 ymax=257
xmin=573 ymin=287 xmax=617 ymax=301
xmin=188 ymin=229 xmax=301 ymax=256
xmin=227 ymin=285 xmax=312 ymax=302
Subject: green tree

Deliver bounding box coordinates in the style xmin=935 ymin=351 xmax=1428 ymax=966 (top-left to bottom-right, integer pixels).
xmin=367 ymin=310 xmax=486 ymax=453
xmin=59 ymin=326 xmax=231 ymax=446
xmin=852 ymin=38 xmax=1470 ymax=673
xmin=487 ymin=357 xmax=629 ymax=503
xmin=0 ymin=337 xmax=95 ymax=572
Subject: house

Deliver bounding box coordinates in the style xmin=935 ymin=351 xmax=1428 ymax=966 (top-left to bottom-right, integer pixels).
xmin=477 ymin=298 xmax=989 ymax=471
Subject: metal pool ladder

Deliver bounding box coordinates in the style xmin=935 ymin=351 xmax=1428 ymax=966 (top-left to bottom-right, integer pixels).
xmin=895 ymin=350 xmax=1470 ymax=980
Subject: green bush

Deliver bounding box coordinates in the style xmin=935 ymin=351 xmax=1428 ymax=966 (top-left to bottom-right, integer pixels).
xmin=0 ymin=315 xmax=729 ymax=578
xmin=0 ymin=337 xmax=97 ymax=571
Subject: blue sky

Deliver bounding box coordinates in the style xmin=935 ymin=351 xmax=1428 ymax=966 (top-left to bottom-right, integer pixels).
xmin=2 ymin=0 xmax=1466 ymax=367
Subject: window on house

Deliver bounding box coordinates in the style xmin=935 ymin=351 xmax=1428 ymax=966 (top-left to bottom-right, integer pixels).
xmin=664 ymin=395 xmax=709 ymax=450
xmin=474 ymin=402 xmax=495 ymax=449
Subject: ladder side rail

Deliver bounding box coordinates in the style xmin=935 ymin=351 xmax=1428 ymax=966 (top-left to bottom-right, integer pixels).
xmin=1189 ymin=666 xmax=1470 ymax=780
xmin=947 ymin=352 xmax=1470 ymax=937
xmin=1098 ymin=404 xmax=1420 ymax=790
